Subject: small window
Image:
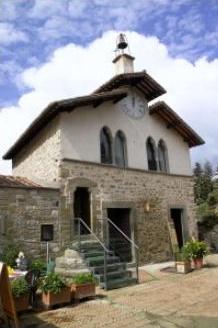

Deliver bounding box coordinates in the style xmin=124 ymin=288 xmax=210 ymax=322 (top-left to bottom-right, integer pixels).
xmin=100 ymin=126 xmax=113 ymax=164
xmin=41 ymin=224 xmax=54 ymax=242
xmin=158 ymin=140 xmax=169 ymax=173
xmin=115 ymin=130 xmax=127 ymax=168
xmin=146 ymin=137 xmax=157 ymax=171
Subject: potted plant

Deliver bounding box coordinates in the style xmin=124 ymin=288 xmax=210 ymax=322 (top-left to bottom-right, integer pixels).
xmin=175 ymin=246 xmax=192 ymax=274
xmin=69 ymin=273 xmax=96 ymax=301
xmin=29 ymin=258 xmax=47 ymax=276
xmin=11 ymin=277 xmax=30 ymax=312
xmin=184 ymin=240 xmax=208 ymax=269
xmin=40 ymin=272 xmax=70 ymax=309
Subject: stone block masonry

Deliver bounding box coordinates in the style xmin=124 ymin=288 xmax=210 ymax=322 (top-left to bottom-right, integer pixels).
xmin=0 ymin=186 xmax=60 ymax=259
xmin=59 ymin=159 xmax=197 ymax=264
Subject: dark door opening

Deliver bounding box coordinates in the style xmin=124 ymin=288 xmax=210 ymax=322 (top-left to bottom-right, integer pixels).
xmin=107 ymin=208 xmax=132 ymax=262
xmin=170 ymin=208 xmax=184 ymax=249
xmin=74 ymin=187 xmax=91 ymax=235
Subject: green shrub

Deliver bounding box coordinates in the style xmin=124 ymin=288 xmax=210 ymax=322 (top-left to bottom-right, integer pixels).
xmin=40 ymin=272 xmax=66 ymax=294
xmin=29 ymin=259 xmax=46 ymax=274
xmin=2 ymin=242 xmax=20 ymax=268
xmin=11 ymin=277 xmax=29 ymax=298
xmin=71 ymin=273 xmax=96 ymax=285
xmin=183 ymin=240 xmax=208 ymax=259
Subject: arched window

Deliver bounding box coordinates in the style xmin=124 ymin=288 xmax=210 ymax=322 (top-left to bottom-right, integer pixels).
xmin=100 ymin=127 xmax=112 ymax=164
xmin=146 ymin=137 xmax=157 ymax=171
xmin=115 ymin=130 xmax=127 ymax=168
xmin=158 ymin=139 xmax=169 ymax=173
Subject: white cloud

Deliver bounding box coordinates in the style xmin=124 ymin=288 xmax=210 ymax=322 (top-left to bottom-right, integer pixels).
xmin=0 ymin=23 xmax=28 ymax=45
xmin=1 ymin=31 xmax=218 ymax=174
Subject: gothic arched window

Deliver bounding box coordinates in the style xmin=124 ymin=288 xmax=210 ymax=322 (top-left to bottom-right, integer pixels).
xmin=158 ymin=139 xmax=169 ymax=173
xmin=100 ymin=126 xmax=113 ymax=164
xmin=146 ymin=137 xmax=157 ymax=171
xmin=115 ymin=130 xmax=127 ymax=168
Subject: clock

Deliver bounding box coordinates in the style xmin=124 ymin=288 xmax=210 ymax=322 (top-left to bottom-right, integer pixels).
xmin=119 ymin=90 xmax=146 ymax=119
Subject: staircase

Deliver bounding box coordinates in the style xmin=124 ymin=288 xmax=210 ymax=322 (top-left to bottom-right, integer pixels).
xmin=55 ymin=217 xmax=139 ymax=290
xmin=71 ymin=239 xmax=137 ymax=290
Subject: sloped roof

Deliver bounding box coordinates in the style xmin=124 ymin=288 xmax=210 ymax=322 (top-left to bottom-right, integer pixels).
xmin=3 ymin=89 xmax=128 ymax=160
xmin=149 ymin=101 xmax=205 ymax=148
xmin=0 ymin=175 xmax=41 ymax=188
xmin=93 ymin=71 xmax=166 ymax=101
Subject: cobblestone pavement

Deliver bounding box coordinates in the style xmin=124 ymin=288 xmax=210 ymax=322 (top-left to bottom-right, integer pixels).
xmin=21 ymin=264 xmax=218 ymax=328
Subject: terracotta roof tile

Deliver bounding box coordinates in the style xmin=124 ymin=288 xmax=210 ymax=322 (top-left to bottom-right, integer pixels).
xmin=0 ymin=175 xmax=41 ymax=188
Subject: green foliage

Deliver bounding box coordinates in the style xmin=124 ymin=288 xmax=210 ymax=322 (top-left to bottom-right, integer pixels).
xmin=174 ymin=245 xmax=191 ymax=261
xmin=1 ymin=242 xmax=20 ymax=268
xmin=193 ymin=162 xmax=203 ymax=177
xmin=204 ymin=161 xmax=213 ymax=177
xmin=11 ymin=277 xmax=29 ymax=298
xmin=193 ymin=161 xmax=213 ymax=205
xmin=29 ymin=259 xmax=47 ymax=275
xmin=70 ymin=273 xmax=96 ymax=285
xmin=183 ymin=240 xmax=208 ymax=259
xmin=40 ymin=272 xmax=66 ymax=294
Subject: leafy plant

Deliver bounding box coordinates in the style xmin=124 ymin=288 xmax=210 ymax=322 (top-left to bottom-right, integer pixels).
xmin=183 ymin=240 xmax=208 ymax=259
xmin=11 ymin=277 xmax=29 ymax=298
xmin=2 ymin=242 xmax=20 ymax=268
xmin=40 ymin=272 xmax=66 ymax=294
xmin=29 ymin=259 xmax=46 ymax=275
xmin=70 ymin=273 xmax=96 ymax=285
xmin=174 ymin=245 xmax=191 ymax=262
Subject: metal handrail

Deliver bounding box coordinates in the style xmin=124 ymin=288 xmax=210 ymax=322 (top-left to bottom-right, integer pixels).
xmin=105 ymin=217 xmax=139 ymax=249
xmin=74 ymin=217 xmax=111 ymax=290
xmin=74 ymin=217 xmax=111 ymax=254
xmin=104 ymin=217 xmax=139 ymax=283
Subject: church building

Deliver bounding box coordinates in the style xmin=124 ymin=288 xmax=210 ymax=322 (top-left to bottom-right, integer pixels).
xmin=0 ymin=34 xmax=204 ymax=267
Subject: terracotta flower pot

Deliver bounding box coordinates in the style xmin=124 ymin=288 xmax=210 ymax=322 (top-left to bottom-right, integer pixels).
xmin=13 ymin=294 xmax=29 ymax=312
xmin=42 ymin=288 xmax=71 ymax=309
xmin=193 ymin=257 xmax=203 ymax=270
xmin=70 ymin=283 xmax=96 ymax=301
xmin=176 ymin=261 xmax=192 ymax=274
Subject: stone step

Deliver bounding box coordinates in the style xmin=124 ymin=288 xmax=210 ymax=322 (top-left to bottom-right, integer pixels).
xmin=64 ymin=249 xmax=83 ymax=259
xmin=71 ymin=240 xmax=104 ymax=251
xmin=96 ymin=269 xmax=131 ymax=283
xmin=87 ymin=255 xmax=120 ymax=267
xmin=100 ymin=276 xmax=137 ymax=290
xmin=56 ymin=256 xmax=86 ymax=267
xmin=93 ymin=262 xmax=126 ymax=274
xmin=82 ymin=250 xmax=112 ymax=259
xmin=55 ymin=267 xmax=89 ymax=277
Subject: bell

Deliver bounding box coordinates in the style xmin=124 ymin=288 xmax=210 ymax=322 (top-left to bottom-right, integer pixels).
xmin=117 ymin=33 xmax=128 ymax=50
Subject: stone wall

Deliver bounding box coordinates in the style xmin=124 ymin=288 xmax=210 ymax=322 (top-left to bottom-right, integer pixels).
xmin=59 ymin=159 xmax=197 ymax=264
xmin=12 ymin=117 xmax=61 ymax=187
xmin=0 ymin=186 xmax=60 ymax=259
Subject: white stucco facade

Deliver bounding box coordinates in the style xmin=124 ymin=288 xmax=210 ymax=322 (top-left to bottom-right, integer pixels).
xmin=60 ymin=88 xmax=192 ymax=176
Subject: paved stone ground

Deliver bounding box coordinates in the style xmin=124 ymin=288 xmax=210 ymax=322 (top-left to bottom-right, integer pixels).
xmin=19 ymin=259 xmax=218 ymax=328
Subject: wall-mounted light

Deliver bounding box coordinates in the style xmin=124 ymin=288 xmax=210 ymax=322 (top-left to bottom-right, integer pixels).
xmin=144 ymin=201 xmax=150 ymax=213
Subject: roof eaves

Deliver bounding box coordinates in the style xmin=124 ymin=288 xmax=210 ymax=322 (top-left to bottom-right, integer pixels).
xmin=149 ymin=101 xmax=205 ymax=147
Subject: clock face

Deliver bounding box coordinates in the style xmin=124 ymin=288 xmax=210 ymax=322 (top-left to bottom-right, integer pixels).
xmin=119 ymin=90 xmax=146 ymax=119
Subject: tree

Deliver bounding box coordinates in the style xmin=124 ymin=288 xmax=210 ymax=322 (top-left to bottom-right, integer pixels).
xmin=193 ymin=162 xmax=203 ymax=177
xmin=193 ymin=161 xmax=213 ymax=204
xmin=204 ymin=161 xmax=213 ymax=177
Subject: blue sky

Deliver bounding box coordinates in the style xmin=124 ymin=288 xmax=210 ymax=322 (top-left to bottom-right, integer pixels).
xmin=1 ymin=0 xmax=217 ymax=106
xmin=0 ymin=0 xmax=218 ymax=173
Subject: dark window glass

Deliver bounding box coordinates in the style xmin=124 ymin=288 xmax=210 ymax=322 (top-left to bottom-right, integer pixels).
xmin=158 ymin=140 xmax=168 ymax=172
xmin=146 ymin=137 xmax=157 ymax=171
xmin=115 ymin=131 xmax=127 ymax=168
xmin=41 ymin=225 xmax=54 ymax=241
xmin=100 ymin=127 xmax=112 ymax=164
